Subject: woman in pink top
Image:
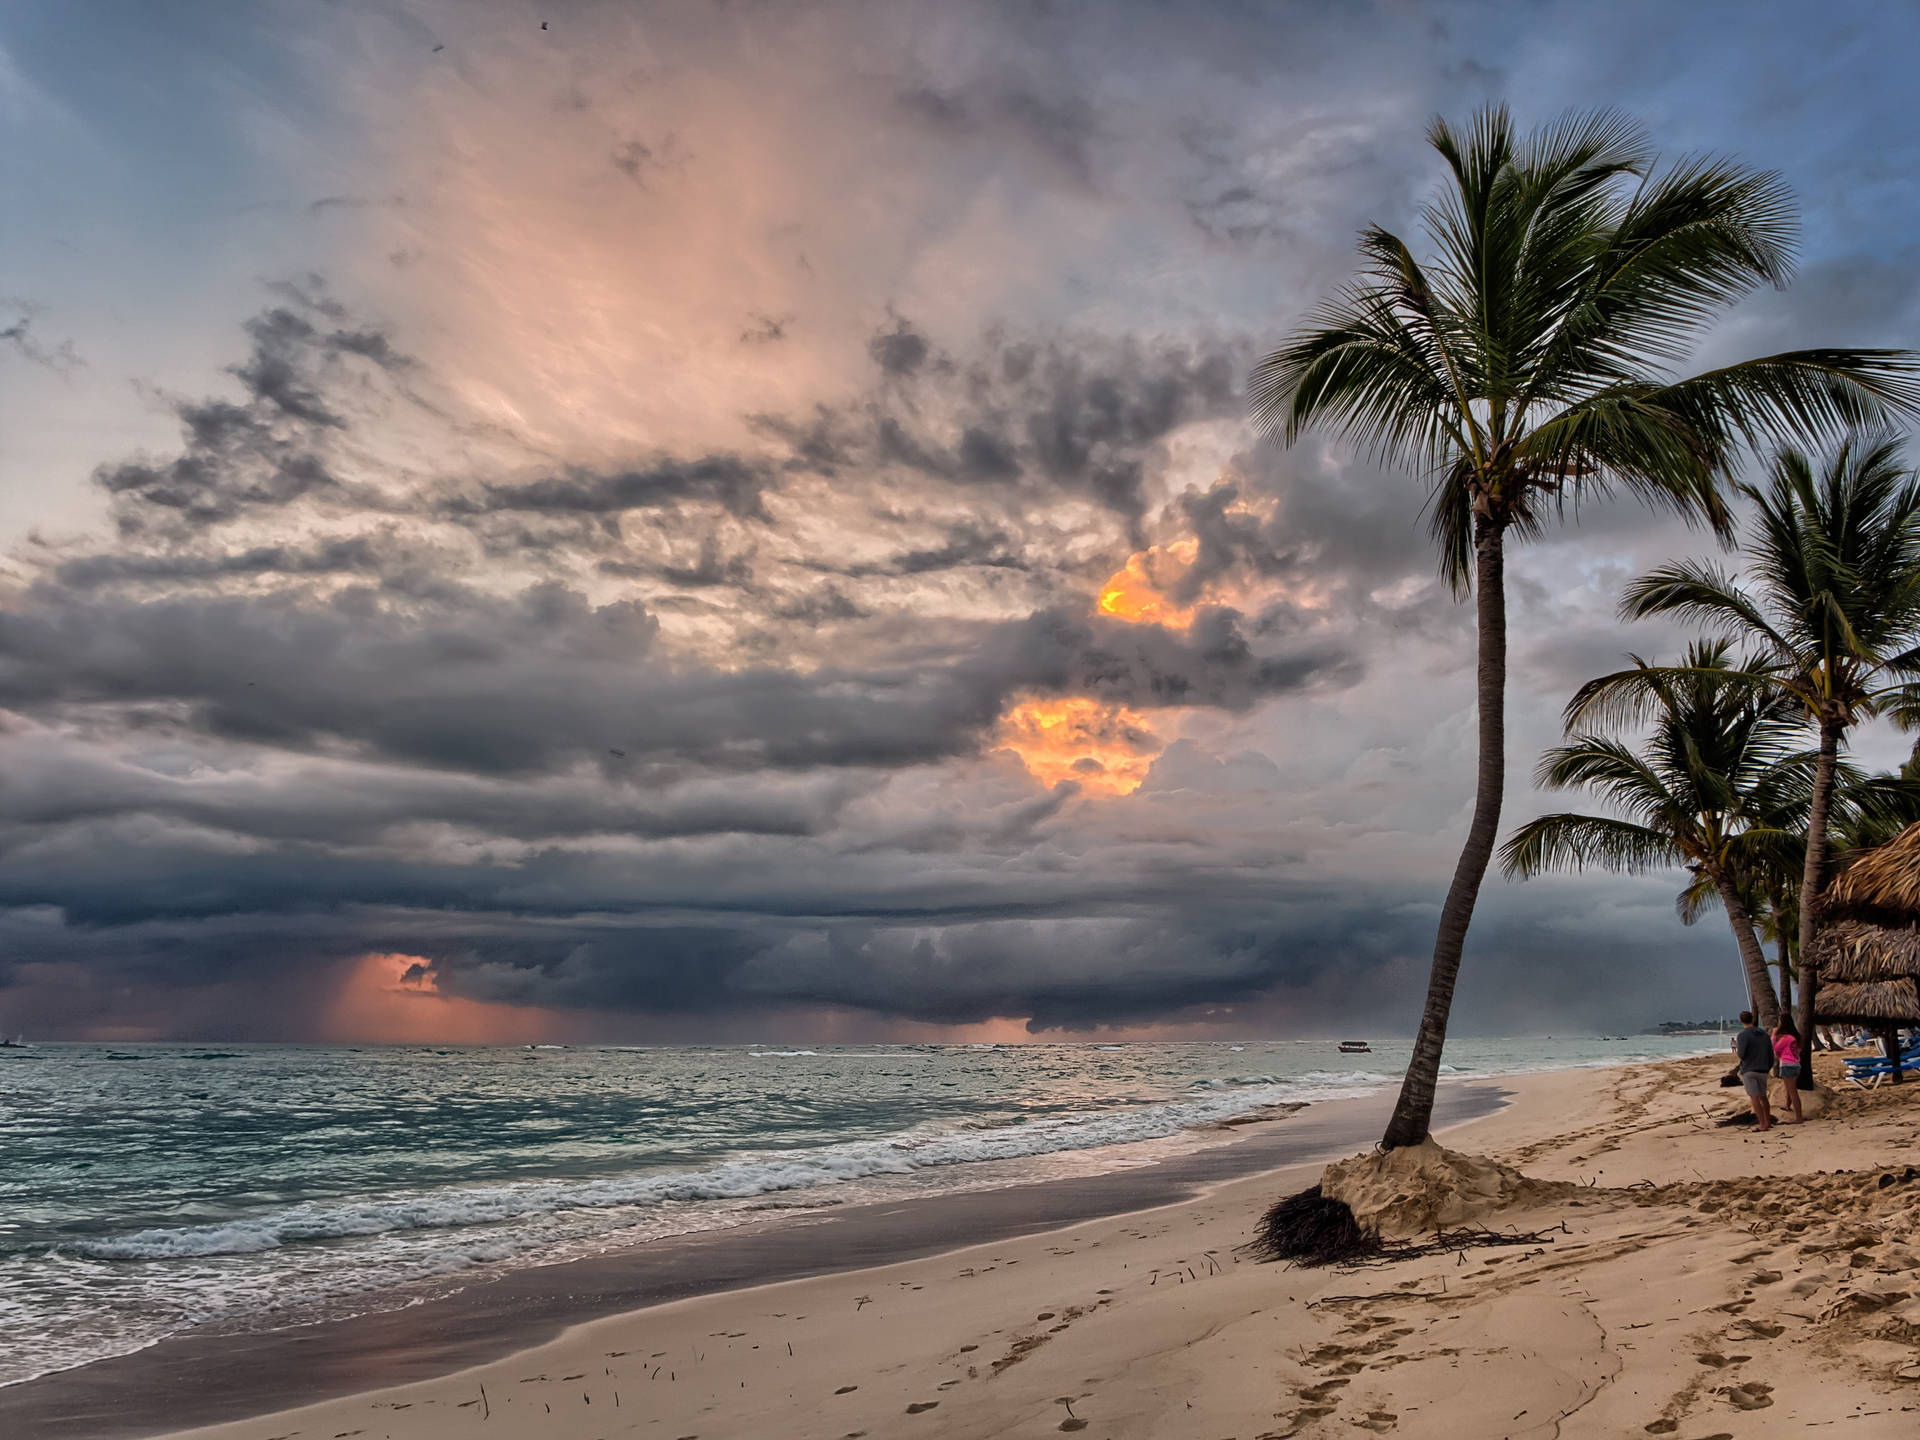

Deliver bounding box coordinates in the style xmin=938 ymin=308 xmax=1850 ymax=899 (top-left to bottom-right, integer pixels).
xmin=1772 ymin=1017 xmax=1804 ymax=1123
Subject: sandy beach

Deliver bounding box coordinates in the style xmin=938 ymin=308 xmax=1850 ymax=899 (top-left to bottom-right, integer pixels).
xmin=15 ymin=1050 xmax=1912 ymax=1440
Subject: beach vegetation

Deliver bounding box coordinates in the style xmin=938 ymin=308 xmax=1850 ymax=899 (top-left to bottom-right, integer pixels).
xmin=1503 ymin=640 xmax=1831 ymax=1026
xmin=1604 ymin=435 xmax=1920 ymax=1084
xmin=1251 ymin=105 xmax=1920 ymax=1148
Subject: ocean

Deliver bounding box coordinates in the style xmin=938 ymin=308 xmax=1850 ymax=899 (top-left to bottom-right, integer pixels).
xmin=0 ymin=1035 xmax=1721 ymax=1387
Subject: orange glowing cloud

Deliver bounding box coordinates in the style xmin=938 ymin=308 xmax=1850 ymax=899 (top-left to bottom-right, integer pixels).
xmin=321 ymin=952 xmax=575 ymax=1046
xmin=1096 ymin=537 xmax=1200 ymax=627
xmin=995 ymin=696 xmax=1161 ymax=795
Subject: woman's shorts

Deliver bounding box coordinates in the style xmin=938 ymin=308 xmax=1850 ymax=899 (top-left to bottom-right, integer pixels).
xmin=1778 ymin=1063 xmax=1800 ymax=1080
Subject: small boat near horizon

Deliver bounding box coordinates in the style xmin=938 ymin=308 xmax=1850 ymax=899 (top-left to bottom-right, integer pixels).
xmin=1338 ymin=1040 xmax=1371 ymax=1054
xmin=1 ymin=1034 xmax=29 ymax=1049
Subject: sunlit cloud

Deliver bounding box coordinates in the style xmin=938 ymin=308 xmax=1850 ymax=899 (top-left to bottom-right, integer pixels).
xmin=1097 ymin=537 xmax=1200 ymax=627
xmin=994 ymin=695 xmax=1163 ymax=795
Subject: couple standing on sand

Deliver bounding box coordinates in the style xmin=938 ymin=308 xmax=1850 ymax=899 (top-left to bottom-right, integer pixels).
xmin=1734 ymin=1011 xmax=1804 ymax=1131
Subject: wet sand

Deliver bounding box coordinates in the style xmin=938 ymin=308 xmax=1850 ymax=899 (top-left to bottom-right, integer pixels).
xmin=0 ymin=1083 xmax=1503 ymax=1439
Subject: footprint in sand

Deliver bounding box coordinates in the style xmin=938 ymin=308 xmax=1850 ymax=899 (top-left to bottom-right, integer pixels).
xmin=1059 ymin=1421 xmax=1089 ymax=1432
xmin=1723 ymin=1382 xmax=1774 ymax=1410
xmin=905 ymin=1401 xmax=940 ymax=1414
xmin=1356 ymin=1412 xmax=1398 ymax=1433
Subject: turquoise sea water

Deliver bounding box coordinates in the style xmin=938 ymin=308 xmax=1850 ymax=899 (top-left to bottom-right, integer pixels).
xmin=0 ymin=1035 xmax=1721 ymax=1386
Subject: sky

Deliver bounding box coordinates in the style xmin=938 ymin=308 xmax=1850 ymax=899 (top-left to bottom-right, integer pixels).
xmin=4 ymin=0 xmax=1920 ymax=1044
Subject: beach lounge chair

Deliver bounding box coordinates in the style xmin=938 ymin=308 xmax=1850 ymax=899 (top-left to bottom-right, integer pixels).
xmin=1843 ymin=1039 xmax=1920 ymax=1088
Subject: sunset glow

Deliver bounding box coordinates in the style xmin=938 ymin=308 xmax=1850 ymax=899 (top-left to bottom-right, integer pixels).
xmin=1096 ymin=538 xmax=1200 ymax=627
xmin=994 ymin=696 xmax=1161 ymax=794
xmin=322 ymin=952 xmax=574 ymax=1045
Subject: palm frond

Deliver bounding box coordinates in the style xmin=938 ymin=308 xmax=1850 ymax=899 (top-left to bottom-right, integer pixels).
xmin=1500 ymin=812 xmax=1677 ymax=879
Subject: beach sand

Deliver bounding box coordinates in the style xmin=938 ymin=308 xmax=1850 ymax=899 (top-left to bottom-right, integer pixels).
xmin=48 ymin=1053 xmax=1920 ymax=1438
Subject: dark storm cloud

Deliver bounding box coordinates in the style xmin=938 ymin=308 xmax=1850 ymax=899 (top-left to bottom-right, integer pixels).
xmin=810 ymin=327 xmax=1245 ymax=528
xmin=814 ymin=520 xmax=1029 ymax=579
xmin=0 ymin=740 xmax=861 ymax=850
xmin=1166 ymin=479 xmax=1316 ymax=605
xmin=770 ymin=584 xmax=869 ymax=624
xmin=95 ymin=299 xmax=410 ymax=534
xmin=0 ymin=832 xmax=1709 ymax=1037
xmin=53 ymin=535 xmax=392 ymax=589
xmin=0 ymin=581 xmax=1350 ymax=777
xmin=991 ymin=605 xmax=1358 ymax=711
xmin=868 ymin=317 xmax=930 ymax=377
xmin=446 ymin=455 xmax=776 ymax=524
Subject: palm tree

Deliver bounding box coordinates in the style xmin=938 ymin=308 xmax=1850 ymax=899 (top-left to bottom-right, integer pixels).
xmin=1502 ymin=642 xmax=1810 ymax=1024
xmin=1615 ymin=435 xmax=1920 ymax=1084
xmin=1250 ymin=105 xmax=1919 ymax=1148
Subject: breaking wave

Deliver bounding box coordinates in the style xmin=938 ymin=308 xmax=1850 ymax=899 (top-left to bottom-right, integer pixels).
xmin=71 ymin=1080 xmax=1327 ymax=1263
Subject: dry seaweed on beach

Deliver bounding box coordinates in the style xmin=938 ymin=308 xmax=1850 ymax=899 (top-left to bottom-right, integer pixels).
xmin=1248 ymin=1179 xmax=1572 ymax=1269
xmin=1247 ymin=1185 xmax=1382 ymax=1266
xmin=1330 ymin=1221 xmax=1569 ymax=1270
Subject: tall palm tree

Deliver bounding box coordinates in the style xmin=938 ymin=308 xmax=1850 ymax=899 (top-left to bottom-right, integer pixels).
xmin=1503 ymin=642 xmax=1810 ymax=1024
xmin=1250 ymin=106 xmax=1919 ymax=1148
xmin=1613 ymin=435 xmax=1920 ymax=1084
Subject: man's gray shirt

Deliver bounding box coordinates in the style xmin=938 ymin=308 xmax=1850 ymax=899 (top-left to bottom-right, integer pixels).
xmin=1735 ymin=1025 xmax=1774 ymax=1073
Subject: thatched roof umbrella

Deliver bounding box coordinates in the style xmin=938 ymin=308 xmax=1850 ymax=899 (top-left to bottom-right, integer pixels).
xmin=1824 ymin=822 xmax=1920 ymax=925
xmin=1806 ymin=825 xmax=1920 ymax=1079
xmin=1812 ymin=978 xmax=1920 ymax=1025
xmin=1804 ymin=918 xmax=1920 ymax=982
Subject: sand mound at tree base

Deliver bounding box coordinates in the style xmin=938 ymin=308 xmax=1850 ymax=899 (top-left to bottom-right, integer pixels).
xmin=1320 ymin=1138 xmax=1545 ymax=1239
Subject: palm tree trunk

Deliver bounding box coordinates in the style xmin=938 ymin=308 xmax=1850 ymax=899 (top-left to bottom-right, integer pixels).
xmin=1793 ymin=716 xmax=1843 ymax=1090
xmin=1714 ymin=874 xmax=1780 ymax=1028
xmin=1380 ymin=517 xmax=1506 ymax=1151
xmin=1768 ymin=880 xmax=1794 ymax=1018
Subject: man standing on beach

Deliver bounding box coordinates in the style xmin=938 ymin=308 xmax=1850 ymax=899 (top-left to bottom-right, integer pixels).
xmin=1734 ymin=1011 xmax=1774 ymax=1131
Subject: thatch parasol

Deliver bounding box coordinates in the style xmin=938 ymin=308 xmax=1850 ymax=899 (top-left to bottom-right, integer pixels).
xmin=1802 ymin=918 xmax=1920 ymax=982
xmin=1825 ymin=822 xmax=1920 ymax=923
xmin=1811 ymin=977 xmax=1920 ymax=1025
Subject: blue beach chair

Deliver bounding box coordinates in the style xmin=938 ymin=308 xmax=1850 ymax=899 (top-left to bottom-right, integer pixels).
xmin=1844 ymin=1038 xmax=1920 ymax=1089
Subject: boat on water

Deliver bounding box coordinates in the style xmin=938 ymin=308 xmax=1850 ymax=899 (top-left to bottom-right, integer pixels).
xmin=1337 ymin=1040 xmax=1371 ymax=1054
xmin=0 ymin=1035 xmax=29 ymax=1049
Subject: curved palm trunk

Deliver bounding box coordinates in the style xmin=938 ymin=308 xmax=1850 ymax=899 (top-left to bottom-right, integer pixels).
xmin=1713 ymin=874 xmax=1780 ymax=1028
xmin=1381 ymin=519 xmax=1506 ymax=1150
xmin=1793 ymin=718 xmax=1842 ymax=1090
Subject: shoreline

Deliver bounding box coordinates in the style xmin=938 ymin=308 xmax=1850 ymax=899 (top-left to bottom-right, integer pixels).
xmin=122 ymin=1049 xmax=1920 ymax=1439
xmin=1 ymin=1080 xmax=1511 ymax=1440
